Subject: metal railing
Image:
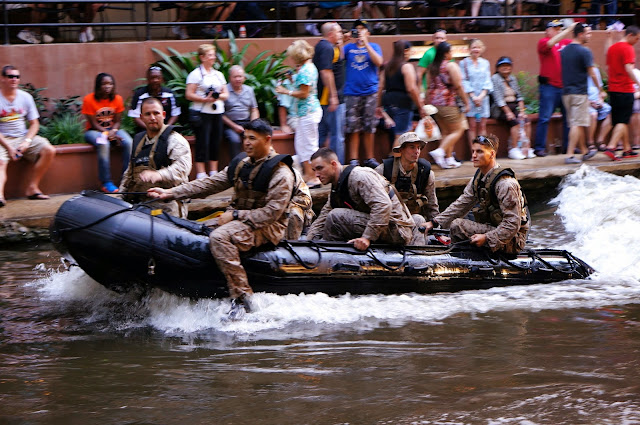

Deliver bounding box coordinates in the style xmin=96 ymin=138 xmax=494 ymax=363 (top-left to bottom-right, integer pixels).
xmin=2 ymin=0 xmax=635 ymax=44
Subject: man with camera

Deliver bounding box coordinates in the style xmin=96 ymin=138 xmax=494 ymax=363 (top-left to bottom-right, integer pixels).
xmin=0 ymin=65 xmax=56 ymax=206
xmin=222 ymin=65 xmax=259 ymax=159
xmin=343 ymin=19 xmax=383 ymax=168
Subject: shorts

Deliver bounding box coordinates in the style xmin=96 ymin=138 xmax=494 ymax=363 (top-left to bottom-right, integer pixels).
xmin=609 ymin=91 xmax=634 ymax=126
xmin=496 ymin=101 xmax=521 ymax=128
xmin=433 ymin=105 xmax=466 ymax=127
xmin=562 ymin=94 xmax=590 ymax=127
xmin=384 ymin=105 xmax=413 ymax=135
xmin=0 ymin=135 xmax=51 ymax=162
xmin=589 ymin=101 xmax=612 ymax=121
xmin=345 ymin=94 xmax=378 ymax=134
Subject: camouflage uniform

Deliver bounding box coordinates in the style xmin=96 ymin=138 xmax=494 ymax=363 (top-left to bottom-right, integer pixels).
xmin=119 ymin=125 xmax=192 ymax=217
xmin=306 ymin=166 xmax=418 ymax=245
xmin=375 ymin=159 xmax=439 ymax=220
xmin=286 ymin=168 xmax=314 ymax=240
xmin=171 ymin=148 xmax=295 ymax=298
xmin=434 ymin=164 xmax=529 ymax=254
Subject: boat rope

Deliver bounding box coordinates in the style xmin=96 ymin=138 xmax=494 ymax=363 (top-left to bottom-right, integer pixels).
xmin=148 ymin=208 xmax=156 ymax=276
xmin=282 ymin=240 xmax=322 ymax=270
xmin=366 ymin=245 xmax=408 ymax=271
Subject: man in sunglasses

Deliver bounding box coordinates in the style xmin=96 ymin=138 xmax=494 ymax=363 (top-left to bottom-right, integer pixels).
xmin=0 ymin=65 xmax=56 ymax=206
xmin=423 ymin=135 xmax=529 ymax=254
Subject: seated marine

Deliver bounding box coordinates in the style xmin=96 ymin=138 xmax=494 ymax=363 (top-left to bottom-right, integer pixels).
xmin=424 ymin=134 xmax=530 ymax=254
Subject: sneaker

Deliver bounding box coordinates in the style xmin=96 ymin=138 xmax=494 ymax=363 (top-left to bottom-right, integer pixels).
xmin=349 ymin=159 xmax=360 ymax=167
xmin=564 ymin=156 xmax=581 ymax=164
xmin=604 ymin=149 xmax=621 ymax=161
xmin=195 ymin=172 xmax=208 ymax=179
xmin=101 ymin=182 xmax=119 ymax=193
xmin=527 ymin=148 xmax=536 ymax=159
xmin=446 ymin=156 xmax=462 ymax=168
xmin=17 ymin=30 xmax=40 ymax=44
xmin=41 ymin=33 xmax=54 ymax=44
xmin=582 ymin=150 xmax=597 ymax=161
xmin=508 ymin=147 xmax=526 ymax=160
xmin=171 ymin=25 xmax=189 ymax=40
xmin=429 ymin=148 xmax=449 ymax=169
xmin=86 ymin=27 xmax=95 ymax=42
xmin=79 ymin=29 xmax=88 ymax=43
xmin=305 ymin=23 xmax=321 ymax=36
xmin=364 ymin=158 xmax=380 ymax=168
xmin=533 ymin=149 xmax=548 ymax=157
xmin=622 ymin=150 xmax=639 ymax=158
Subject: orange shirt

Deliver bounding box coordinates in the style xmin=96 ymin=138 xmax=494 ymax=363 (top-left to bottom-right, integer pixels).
xmin=81 ymin=93 xmax=125 ymax=131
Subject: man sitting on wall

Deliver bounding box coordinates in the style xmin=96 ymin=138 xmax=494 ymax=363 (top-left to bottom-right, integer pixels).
xmin=0 ymin=65 xmax=56 ymax=206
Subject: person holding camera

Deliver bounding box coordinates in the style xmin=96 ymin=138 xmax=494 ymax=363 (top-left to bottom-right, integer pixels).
xmin=186 ymin=44 xmax=229 ymax=179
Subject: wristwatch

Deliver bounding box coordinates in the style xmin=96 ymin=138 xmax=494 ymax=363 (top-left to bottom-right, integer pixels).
xmin=24 ymin=137 xmax=32 ymax=144
xmin=232 ymin=210 xmax=239 ymax=220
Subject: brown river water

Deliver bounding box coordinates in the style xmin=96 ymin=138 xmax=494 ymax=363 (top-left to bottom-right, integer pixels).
xmin=1 ymin=166 xmax=640 ymax=424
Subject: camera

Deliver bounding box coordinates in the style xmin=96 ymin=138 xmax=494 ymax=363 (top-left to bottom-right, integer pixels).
xmin=204 ymin=86 xmax=220 ymax=99
xmin=351 ymin=28 xmax=359 ymax=38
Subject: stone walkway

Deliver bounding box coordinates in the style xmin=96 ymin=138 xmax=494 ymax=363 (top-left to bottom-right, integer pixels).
xmin=2 ymin=152 xmax=639 ymax=237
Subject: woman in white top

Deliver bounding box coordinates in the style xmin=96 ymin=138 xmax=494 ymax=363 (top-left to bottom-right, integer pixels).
xmin=186 ymin=44 xmax=229 ymax=178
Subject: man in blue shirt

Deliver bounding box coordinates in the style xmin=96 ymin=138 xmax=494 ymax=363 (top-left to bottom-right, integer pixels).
xmin=343 ymin=19 xmax=383 ymax=168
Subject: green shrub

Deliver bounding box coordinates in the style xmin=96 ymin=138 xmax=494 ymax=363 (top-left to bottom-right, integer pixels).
xmin=515 ymin=71 xmax=539 ymax=114
xmin=39 ymin=113 xmax=86 ymax=145
xmin=150 ymin=31 xmax=290 ymax=126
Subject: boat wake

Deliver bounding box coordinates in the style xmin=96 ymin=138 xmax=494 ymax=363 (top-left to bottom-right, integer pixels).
xmin=30 ymin=165 xmax=640 ymax=337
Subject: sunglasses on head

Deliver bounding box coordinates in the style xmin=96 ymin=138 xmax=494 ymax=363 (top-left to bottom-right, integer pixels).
xmin=4 ymin=74 xmax=20 ymax=79
xmin=474 ymin=136 xmax=497 ymax=150
xmin=149 ymin=66 xmax=162 ymax=72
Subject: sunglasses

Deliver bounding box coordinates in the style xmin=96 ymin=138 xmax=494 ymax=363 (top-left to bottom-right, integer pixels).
xmin=4 ymin=74 xmax=20 ymax=79
xmin=148 ymin=66 xmax=162 ymax=72
xmin=474 ymin=136 xmax=498 ymax=150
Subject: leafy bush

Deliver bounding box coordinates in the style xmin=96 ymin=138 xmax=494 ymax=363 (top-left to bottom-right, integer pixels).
xmin=151 ymin=31 xmax=290 ymax=126
xmin=20 ymin=83 xmax=48 ymax=117
xmin=515 ymin=71 xmax=539 ymax=114
xmin=39 ymin=113 xmax=86 ymax=145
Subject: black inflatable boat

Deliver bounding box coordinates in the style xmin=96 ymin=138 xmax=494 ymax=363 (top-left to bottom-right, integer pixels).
xmin=50 ymin=192 xmax=594 ymax=299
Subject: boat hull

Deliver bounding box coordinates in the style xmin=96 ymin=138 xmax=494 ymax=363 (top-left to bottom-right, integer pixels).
xmin=51 ymin=192 xmax=594 ymax=299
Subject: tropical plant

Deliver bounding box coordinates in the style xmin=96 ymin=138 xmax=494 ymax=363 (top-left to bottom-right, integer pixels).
xmin=19 ymin=83 xmax=48 ymax=118
xmin=515 ymin=71 xmax=539 ymax=114
xmin=150 ymin=31 xmax=290 ymax=125
xmin=119 ymin=113 xmax=137 ymax=138
xmin=47 ymin=95 xmax=83 ymax=122
xmin=39 ymin=113 xmax=86 ymax=145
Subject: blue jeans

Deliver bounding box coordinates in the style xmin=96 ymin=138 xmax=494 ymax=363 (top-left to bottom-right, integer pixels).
xmin=588 ymin=0 xmax=617 ymax=26
xmin=385 ymin=105 xmax=413 ymax=136
xmin=223 ymin=125 xmax=244 ymax=159
xmin=85 ymin=130 xmax=133 ymax=184
xmin=534 ymin=84 xmax=568 ymax=152
xmin=318 ymin=103 xmax=345 ymax=164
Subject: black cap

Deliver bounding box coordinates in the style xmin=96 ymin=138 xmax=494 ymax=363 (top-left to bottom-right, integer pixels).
xmin=353 ymin=19 xmax=370 ymax=31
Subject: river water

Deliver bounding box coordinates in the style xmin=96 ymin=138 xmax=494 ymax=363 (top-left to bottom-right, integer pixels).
xmin=2 ymin=165 xmax=640 ymax=425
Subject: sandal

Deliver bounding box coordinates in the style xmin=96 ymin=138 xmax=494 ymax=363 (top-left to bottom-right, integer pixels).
xmin=0 ymin=198 xmax=5 ymax=208
xmin=27 ymin=192 xmax=50 ymax=200
xmin=597 ymin=143 xmax=607 ymax=152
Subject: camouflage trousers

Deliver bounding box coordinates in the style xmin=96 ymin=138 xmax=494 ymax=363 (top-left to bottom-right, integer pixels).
xmin=321 ymin=208 xmax=419 ymax=245
xmin=209 ymin=220 xmax=268 ymax=298
xmin=450 ymin=218 xmax=525 ymax=254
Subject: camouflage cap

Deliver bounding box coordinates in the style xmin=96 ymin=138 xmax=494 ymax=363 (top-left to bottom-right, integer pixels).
xmin=392 ymin=132 xmax=427 ymax=153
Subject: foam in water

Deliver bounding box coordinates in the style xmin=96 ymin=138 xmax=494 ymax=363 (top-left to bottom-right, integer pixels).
xmin=31 ymin=165 xmax=640 ymax=336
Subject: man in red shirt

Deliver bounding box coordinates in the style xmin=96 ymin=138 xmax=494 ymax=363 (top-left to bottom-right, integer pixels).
xmin=533 ymin=20 xmax=576 ymax=157
xmin=604 ymin=26 xmax=640 ymax=160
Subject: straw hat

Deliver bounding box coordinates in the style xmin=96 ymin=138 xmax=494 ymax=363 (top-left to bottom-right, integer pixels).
xmin=392 ymin=132 xmax=427 ymax=153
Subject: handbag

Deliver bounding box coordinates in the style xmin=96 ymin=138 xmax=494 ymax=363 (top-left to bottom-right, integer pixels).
xmin=188 ymin=109 xmax=202 ymax=127
xmin=415 ymin=116 xmax=442 ymax=142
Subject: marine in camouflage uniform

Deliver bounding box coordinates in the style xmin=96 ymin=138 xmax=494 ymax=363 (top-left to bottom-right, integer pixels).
xmin=148 ymin=119 xmax=295 ymax=301
xmin=286 ymin=167 xmax=314 ymax=240
xmin=374 ymin=132 xmax=440 ymax=245
xmin=119 ymin=98 xmax=192 ymax=217
xmin=307 ymin=147 xmax=418 ymax=249
xmin=427 ymin=135 xmax=529 ymax=254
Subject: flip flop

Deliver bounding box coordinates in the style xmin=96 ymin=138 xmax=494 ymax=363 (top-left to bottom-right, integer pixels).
xmin=0 ymin=198 xmax=5 ymax=207
xmin=27 ymin=193 xmax=50 ymax=200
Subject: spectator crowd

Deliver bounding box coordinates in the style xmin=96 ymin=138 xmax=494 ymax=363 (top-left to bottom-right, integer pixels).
xmin=2 ymin=18 xmax=640 ymax=209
